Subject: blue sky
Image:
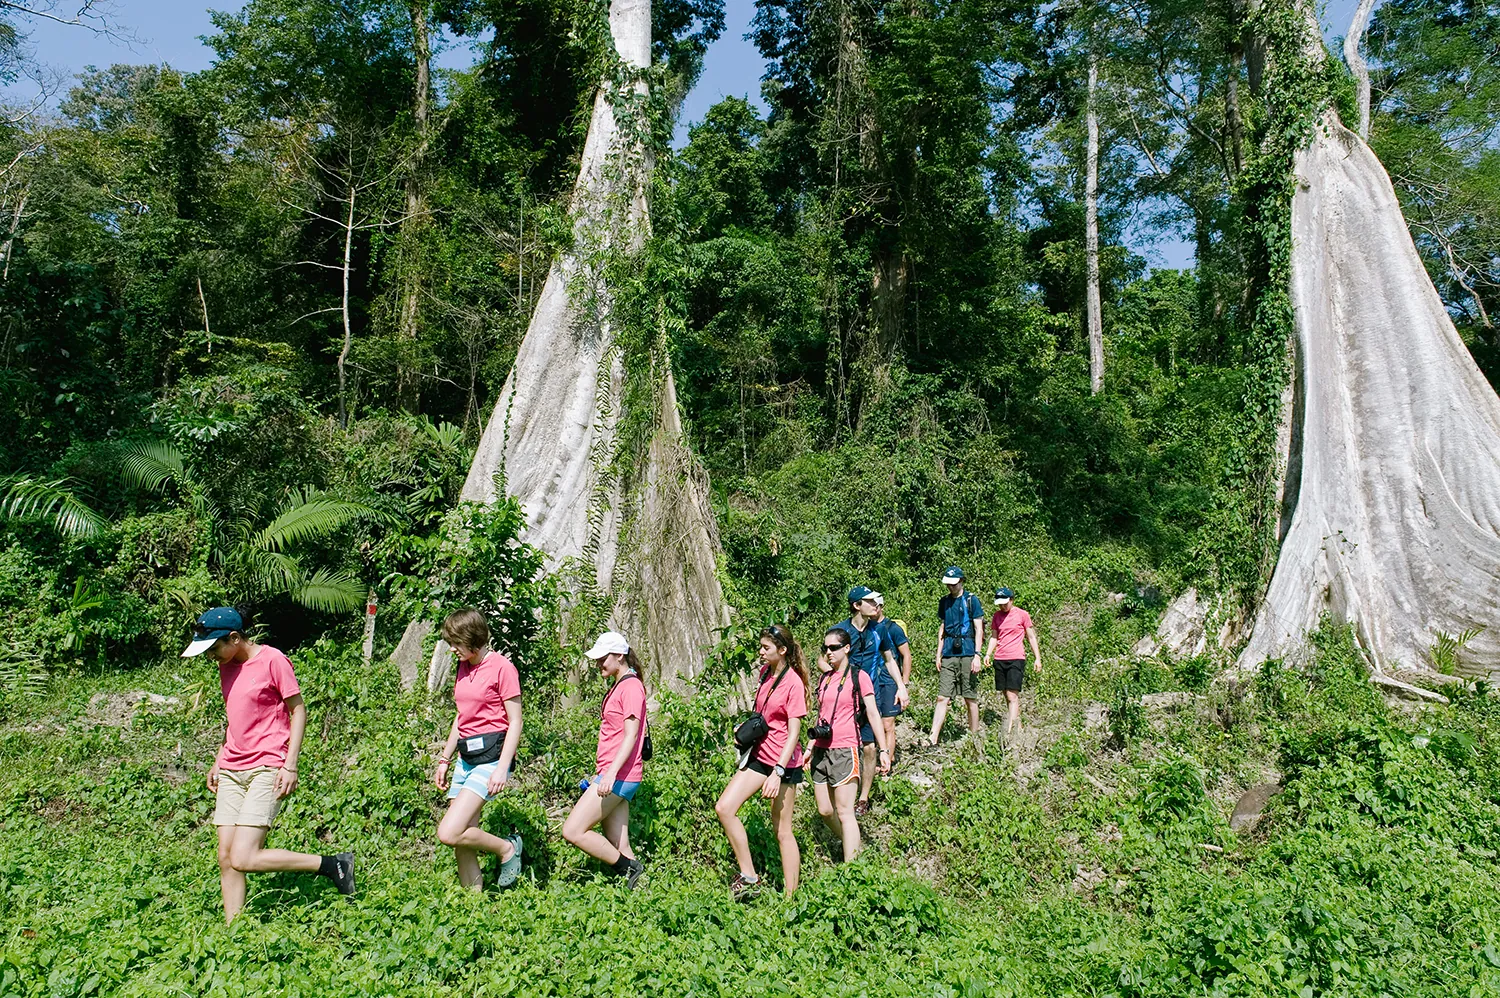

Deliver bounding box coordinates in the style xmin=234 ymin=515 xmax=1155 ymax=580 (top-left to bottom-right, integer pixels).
xmin=14 ymin=0 xmax=1365 ymax=271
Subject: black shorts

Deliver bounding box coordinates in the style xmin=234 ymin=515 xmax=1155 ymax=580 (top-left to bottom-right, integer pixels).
xmin=745 ymin=756 xmax=805 ymax=784
xmin=994 ymin=659 xmax=1026 ymax=692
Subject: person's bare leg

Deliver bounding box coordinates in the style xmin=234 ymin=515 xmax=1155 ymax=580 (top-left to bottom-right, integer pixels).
xmin=834 ymin=782 xmax=861 ymax=861
xmin=771 ymin=784 xmax=800 ymax=894
xmin=562 ymin=789 xmax=629 ymax=864
xmin=601 ymin=798 xmax=634 ymax=861
xmin=813 ymin=781 xmax=840 ymax=836
xmin=217 ymin=826 xmax=247 ymax=923
xmin=227 ymin=825 xmax=321 ymax=873
xmin=1006 ymin=689 xmax=1021 ymax=739
xmin=929 ymin=697 xmax=950 ymax=745
xmin=884 ymin=717 xmax=897 ymax=764
xmin=716 ymin=769 xmax=767 ymax=876
xmin=857 ymin=742 xmax=876 ymax=803
xmin=965 ymin=697 xmax=980 ymax=732
xmin=437 ymin=790 xmax=515 ymax=889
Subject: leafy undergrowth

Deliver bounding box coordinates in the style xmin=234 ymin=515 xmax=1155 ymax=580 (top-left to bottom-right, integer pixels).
xmin=5 ymin=630 xmax=1500 ymax=997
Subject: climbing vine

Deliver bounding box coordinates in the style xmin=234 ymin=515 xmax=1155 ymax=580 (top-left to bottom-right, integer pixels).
xmin=1206 ymin=0 xmax=1348 ymax=615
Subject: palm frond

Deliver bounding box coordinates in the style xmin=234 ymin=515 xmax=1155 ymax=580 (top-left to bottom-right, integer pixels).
xmin=292 ymin=567 xmax=366 ymax=613
xmin=119 ymin=440 xmax=187 ymax=493
xmin=230 ymin=546 xmax=301 ymax=596
xmin=258 ymin=494 xmax=378 ymax=552
xmin=0 ymin=476 xmax=108 ymax=539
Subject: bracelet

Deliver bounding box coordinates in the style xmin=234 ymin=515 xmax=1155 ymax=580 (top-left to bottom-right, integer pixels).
xmin=436 ymin=758 xmax=450 ymax=766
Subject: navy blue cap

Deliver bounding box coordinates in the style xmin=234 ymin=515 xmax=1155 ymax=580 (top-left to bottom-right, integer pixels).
xmin=941 ymin=566 xmax=964 ymax=584
xmin=994 ymin=587 xmax=1015 ymax=604
xmin=182 ymin=607 xmax=244 ymax=657
xmin=847 ymin=585 xmax=875 ymax=604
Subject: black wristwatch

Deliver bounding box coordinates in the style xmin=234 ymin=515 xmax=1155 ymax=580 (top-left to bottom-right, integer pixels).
xmin=772 ymin=764 xmax=786 ymax=777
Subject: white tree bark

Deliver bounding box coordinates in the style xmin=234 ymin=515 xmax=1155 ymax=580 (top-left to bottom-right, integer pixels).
xmin=1085 ymin=54 xmax=1104 ymax=396
xmin=1343 ymin=0 xmax=1378 ymax=140
xmin=1237 ymin=111 xmax=1500 ymax=678
xmin=401 ymin=0 xmax=727 ymax=691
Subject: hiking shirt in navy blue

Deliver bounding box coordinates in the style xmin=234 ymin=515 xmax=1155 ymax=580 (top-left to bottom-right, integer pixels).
xmin=874 ymin=618 xmax=910 ymax=681
xmin=938 ymin=591 xmax=985 ymax=658
xmin=833 ymin=618 xmax=886 ymax=685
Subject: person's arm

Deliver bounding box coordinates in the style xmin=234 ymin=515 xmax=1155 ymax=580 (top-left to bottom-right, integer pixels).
xmin=487 ymin=697 xmax=523 ymax=794
xmin=435 ymin=713 xmax=460 ymax=789
xmin=899 ymin=642 xmax=912 ymax=685
xmin=1026 ymin=624 xmax=1043 ymax=674
xmin=277 ymin=694 xmax=306 ymax=798
xmin=934 ymin=622 xmax=944 ymax=671
xmin=969 ymin=602 xmax=986 ymax=673
xmin=597 ymin=714 xmax=641 ymax=796
xmin=883 ymin=647 xmax=909 ymax=706
xmin=760 ymin=715 xmax=802 ymax=800
xmin=985 ymin=628 xmax=998 ymax=663
xmin=863 ymin=690 xmax=891 ymax=772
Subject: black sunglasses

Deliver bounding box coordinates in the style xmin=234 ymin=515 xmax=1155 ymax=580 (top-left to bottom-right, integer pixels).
xmin=823 ymin=642 xmax=848 ymax=652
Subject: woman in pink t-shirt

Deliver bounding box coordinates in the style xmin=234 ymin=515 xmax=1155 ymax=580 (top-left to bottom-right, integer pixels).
xmin=434 ymin=609 xmax=524 ymax=889
xmin=714 ymin=624 xmax=809 ymax=897
xmin=561 ymin=631 xmax=647 ymax=888
xmin=809 ymin=627 xmax=890 ymax=863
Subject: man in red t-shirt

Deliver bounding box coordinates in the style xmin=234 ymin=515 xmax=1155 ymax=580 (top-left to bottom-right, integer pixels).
xmin=985 ymin=588 xmax=1042 ymax=745
xmin=183 ymin=607 xmax=354 ymax=922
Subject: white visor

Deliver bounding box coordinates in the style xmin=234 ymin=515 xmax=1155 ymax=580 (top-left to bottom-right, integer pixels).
xmin=181 ymin=636 xmax=219 ymax=658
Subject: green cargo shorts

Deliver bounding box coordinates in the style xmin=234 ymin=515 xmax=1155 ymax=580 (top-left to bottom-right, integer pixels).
xmin=938 ymin=656 xmax=980 ymax=701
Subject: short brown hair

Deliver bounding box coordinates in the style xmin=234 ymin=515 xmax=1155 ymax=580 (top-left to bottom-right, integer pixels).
xmin=440 ymin=608 xmax=490 ymax=650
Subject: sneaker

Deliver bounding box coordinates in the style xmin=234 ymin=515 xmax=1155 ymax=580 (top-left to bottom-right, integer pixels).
xmin=330 ymin=852 xmax=356 ymax=896
xmin=854 ymin=800 xmax=871 ymax=817
xmin=624 ymin=857 xmax=644 ymax=891
xmin=496 ymin=835 xmax=523 ymax=888
xmin=729 ymin=873 xmax=761 ymax=900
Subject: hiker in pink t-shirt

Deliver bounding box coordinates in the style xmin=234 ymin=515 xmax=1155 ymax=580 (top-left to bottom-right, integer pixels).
xmin=714 ymin=624 xmax=809 ymax=898
xmin=433 ymin=609 xmax=524 ymax=890
xmin=183 ymin=606 xmax=354 ymax=923
xmin=562 ymin=631 xmax=647 ymax=888
xmin=985 ymin=587 xmax=1043 ymax=745
xmin=809 ymin=627 xmax=890 ymax=863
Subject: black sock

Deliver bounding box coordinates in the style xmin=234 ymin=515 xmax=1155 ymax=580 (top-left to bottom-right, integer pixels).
xmin=612 ymin=854 xmax=634 ymax=876
xmin=317 ymin=854 xmax=338 ymax=879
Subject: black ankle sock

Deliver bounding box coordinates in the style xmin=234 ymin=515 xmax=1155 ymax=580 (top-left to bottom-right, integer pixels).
xmin=317 ymin=854 xmax=338 ymax=879
xmin=611 ymin=854 xmax=633 ymax=876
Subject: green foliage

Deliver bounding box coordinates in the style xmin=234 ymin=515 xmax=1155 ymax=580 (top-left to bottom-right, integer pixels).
xmin=0 ymin=477 xmax=107 ymax=540
xmin=383 ymin=498 xmax=561 ymax=691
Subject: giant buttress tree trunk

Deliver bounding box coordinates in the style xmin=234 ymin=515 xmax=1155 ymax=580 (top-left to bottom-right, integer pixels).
xmin=400 ymin=0 xmax=727 ymax=691
xmin=1237 ymin=99 xmax=1500 ymax=677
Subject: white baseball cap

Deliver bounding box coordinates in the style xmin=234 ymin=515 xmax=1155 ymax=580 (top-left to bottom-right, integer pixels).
xmin=870 ymin=592 xmax=884 ymax=606
xmin=584 ymin=631 xmax=630 ymax=659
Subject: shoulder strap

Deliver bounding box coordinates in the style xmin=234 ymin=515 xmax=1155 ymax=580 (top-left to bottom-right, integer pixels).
xmin=755 ymin=666 xmax=789 ymax=713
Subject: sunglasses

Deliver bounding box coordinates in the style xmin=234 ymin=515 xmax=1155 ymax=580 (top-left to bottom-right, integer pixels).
xmin=823 ymin=642 xmax=848 ymax=652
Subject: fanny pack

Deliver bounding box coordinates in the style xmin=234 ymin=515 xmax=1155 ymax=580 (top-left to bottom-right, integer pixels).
xmin=457 ymin=730 xmax=506 ymax=765
xmin=734 ymin=666 xmax=789 ymax=750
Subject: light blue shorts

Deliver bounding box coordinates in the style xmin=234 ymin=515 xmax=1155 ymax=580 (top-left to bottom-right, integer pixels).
xmin=584 ymin=773 xmax=641 ymax=801
xmin=448 ymin=758 xmax=510 ymax=801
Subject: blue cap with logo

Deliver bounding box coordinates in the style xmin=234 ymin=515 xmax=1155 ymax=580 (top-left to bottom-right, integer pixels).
xmin=994 ymin=587 xmax=1015 ymax=605
xmin=847 ymin=585 xmax=875 ymax=604
xmin=181 ymin=606 xmax=244 ymax=658
xmin=941 ymin=565 xmax=965 ymax=584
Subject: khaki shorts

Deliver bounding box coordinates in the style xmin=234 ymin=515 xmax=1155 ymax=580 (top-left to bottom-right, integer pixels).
xmin=938 ymin=656 xmax=980 ymax=701
xmin=809 ymin=746 xmax=859 ymax=787
xmin=213 ymin=766 xmax=282 ymax=827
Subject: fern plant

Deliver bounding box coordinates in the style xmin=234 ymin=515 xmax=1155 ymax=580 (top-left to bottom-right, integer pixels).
xmin=120 ymin=440 xmax=380 ymax=613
